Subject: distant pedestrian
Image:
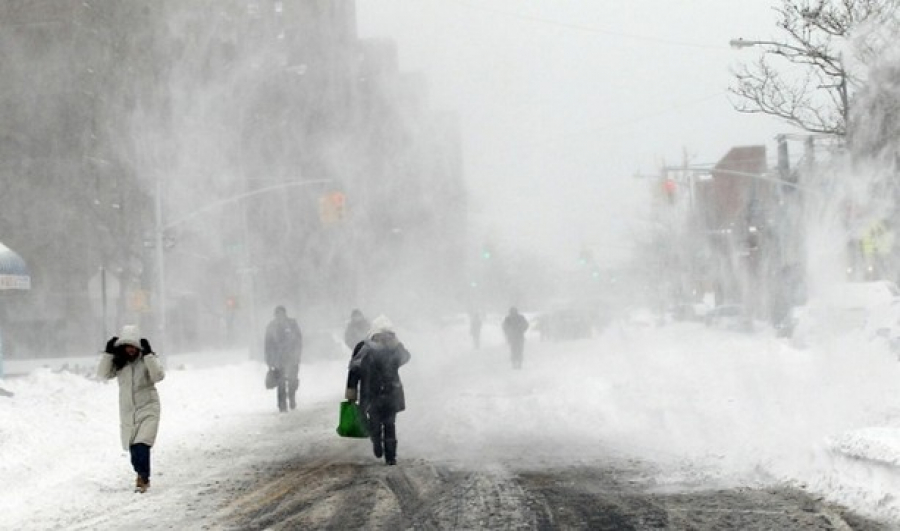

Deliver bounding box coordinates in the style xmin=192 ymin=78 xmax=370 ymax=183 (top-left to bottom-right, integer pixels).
xmin=97 ymin=325 xmax=165 ymax=493
xmin=502 ymin=307 xmax=529 ymax=369
xmin=346 ymin=316 xmax=411 ymax=465
xmin=344 ymin=308 xmax=370 ymax=351
xmin=469 ymin=311 xmax=483 ymax=349
xmin=264 ymin=305 xmax=303 ymax=412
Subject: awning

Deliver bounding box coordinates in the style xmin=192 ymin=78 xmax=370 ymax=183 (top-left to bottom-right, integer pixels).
xmin=0 ymin=242 xmax=30 ymax=290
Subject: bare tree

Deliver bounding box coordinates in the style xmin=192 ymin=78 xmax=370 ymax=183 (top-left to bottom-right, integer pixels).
xmin=729 ymin=0 xmax=898 ymax=136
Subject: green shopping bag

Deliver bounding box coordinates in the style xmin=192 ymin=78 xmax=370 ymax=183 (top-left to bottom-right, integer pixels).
xmin=336 ymin=400 xmax=369 ymax=438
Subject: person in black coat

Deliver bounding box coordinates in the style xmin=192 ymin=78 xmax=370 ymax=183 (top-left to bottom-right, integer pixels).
xmin=502 ymin=307 xmax=529 ymax=369
xmin=345 ymin=315 xmax=411 ymax=465
xmin=264 ymin=305 xmax=303 ymax=412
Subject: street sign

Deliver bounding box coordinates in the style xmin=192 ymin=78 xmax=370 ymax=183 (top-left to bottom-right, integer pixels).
xmin=0 ymin=275 xmax=30 ymax=290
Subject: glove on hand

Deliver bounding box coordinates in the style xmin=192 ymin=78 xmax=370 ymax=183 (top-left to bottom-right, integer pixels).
xmin=140 ymin=338 xmax=153 ymax=355
xmin=345 ymin=388 xmax=358 ymax=401
xmin=105 ymin=337 xmax=119 ymax=354
xmin=112 ymin=350 xmax=129 ymax=370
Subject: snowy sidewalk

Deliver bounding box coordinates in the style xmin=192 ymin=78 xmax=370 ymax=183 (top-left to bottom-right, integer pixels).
xmin=0 ymin=356 xmax=351 ymax=530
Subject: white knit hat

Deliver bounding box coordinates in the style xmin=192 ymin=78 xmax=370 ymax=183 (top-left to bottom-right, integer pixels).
xmin=367 ymin=315 xmax=395 ymax=339
xmin=115 ymin=325 xmax=142 ymax=349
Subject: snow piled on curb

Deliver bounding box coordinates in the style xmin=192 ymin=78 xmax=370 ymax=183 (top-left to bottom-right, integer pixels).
xmin=830 ymin=427 xmax=900 ymax=467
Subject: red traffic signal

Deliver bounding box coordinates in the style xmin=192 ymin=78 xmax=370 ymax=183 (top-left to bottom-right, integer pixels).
xmin=319 ymin=192 xmax=347 ymax=224
xmin=662 ymin=179 xmax=676 ymax=203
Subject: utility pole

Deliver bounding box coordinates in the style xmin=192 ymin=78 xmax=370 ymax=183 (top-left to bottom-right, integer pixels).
xmin=240 ymin=198 xmax=259 ymax=361
xmin=154 ymin=178 xmax=167 ymax=356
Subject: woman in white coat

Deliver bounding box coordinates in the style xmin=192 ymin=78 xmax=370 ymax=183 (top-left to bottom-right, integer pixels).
xmin=97 ymin=325 xmax=165 ymax=493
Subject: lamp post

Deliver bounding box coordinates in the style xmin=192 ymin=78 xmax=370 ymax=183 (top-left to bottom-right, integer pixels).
xmin=154 ymin=178 xmax=167 ymax=354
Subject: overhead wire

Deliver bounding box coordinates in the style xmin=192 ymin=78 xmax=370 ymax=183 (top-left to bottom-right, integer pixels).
xmin=442 ymin=0 xmax=731 ymax=51
xmin=424 ymin=0 xmax=737 ymax=157
xmin=482 ymin=91 xmax=731 ymax=167
xmin=424 ymin=0 xmax=764 ymax=180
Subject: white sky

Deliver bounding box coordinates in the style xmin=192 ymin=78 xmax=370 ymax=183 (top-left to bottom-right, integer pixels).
xmin=355 ymin=0 xmax=795 ymax=267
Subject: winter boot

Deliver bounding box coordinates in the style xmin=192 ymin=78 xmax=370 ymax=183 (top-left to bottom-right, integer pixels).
xmin=384 ymin=439 xmax=397 ymax=466
xmin=371 ymin=435 xmax=383 ymax=459
xmin=135 ymin=476 xmax=150 ymax=493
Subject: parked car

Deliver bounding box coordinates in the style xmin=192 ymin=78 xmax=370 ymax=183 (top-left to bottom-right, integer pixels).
xmin=788 ymin=281 xmax=900 ymax=349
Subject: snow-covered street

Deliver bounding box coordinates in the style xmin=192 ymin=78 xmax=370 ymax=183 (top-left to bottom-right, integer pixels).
xmin=2 ymin=318 xmax=900 ymax=528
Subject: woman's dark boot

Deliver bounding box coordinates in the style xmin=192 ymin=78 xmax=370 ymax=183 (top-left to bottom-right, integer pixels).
xmin=384 ymin=439 xmax=397 ymax=465
xmin=371 ymin=435 xmax=383 ymax=458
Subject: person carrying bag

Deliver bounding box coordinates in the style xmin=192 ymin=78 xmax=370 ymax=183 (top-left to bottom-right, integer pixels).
xmin=344 ymin=316 xmax=411 ymax=465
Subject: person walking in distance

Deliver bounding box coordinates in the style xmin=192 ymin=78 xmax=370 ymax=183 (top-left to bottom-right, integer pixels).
xmin=344 ymin=308 xmax=370 ymax=352
xmin=97 ymin=325 xmax=165 ymax=493
xmin=469 ymin=310 xmax=483 ymax=350
xmin=264 ymin=305 xmax=303 ymax=412
xmin=502 ymin=307 xmax=529 ymax=369
xmin=346 ymin=316 xmax=411 ymax=465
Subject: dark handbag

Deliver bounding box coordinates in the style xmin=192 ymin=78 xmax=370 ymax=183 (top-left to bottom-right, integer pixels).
xmin=336 ymin=400 xmax=369 ymax=438
xmin=265 ymin=368 xmax=280 ymax=390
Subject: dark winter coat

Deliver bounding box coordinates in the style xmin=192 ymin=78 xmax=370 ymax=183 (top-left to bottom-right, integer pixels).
xmin=264 ymin=316 xmax=302 ymax=369
xmin=347 ymin=339 xmax=411 ymax=414
xmin=503 ymin=312 xmax=529 ymax=346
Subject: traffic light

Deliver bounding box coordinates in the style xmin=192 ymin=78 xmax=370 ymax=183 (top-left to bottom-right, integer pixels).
xmin=318 ymin=192 xmax=347 ymax=225
xmin=662 ymin=179 xmax=677 ymax=204
xmin=225 ymin=296 xmax=238 ymax=310
xmin=331 ymin=192 xmax=346 ymax=220
xmin=480 ymin=242 xmax=494 ymax=260
xmin=578 ymin=248 xmax=593 ymax=266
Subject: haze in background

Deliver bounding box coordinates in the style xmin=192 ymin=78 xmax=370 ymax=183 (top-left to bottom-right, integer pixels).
xmin=357 ymin=0 xmax=792 ymax=267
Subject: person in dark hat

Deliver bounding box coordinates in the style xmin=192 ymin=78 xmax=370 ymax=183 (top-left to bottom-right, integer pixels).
xmin=264 ymin=305 xmax=303 ymax=412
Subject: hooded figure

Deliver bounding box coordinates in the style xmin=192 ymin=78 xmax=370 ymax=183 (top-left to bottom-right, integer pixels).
xmin=97 ymin=325 xmax=165 ymax=493
xmin=344 ymin=308 xmax=371 ymax=351
xmin=345 ymin=315 xmax=411 ymax=465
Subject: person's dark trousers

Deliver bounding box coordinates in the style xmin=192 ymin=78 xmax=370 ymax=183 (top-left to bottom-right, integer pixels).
xmin=130 ymin=443 xmax=151 ymax=481
xmin=275 ymin=363 xmax=299 ymax=412
xmin=276 ymin=376 xmax=288 ymax=412
xmin=286 ymin=362 xmax=300 ymax=410
xmin=368 ymin=404 xmax=397 ymax=464
xmin=510 ymin=339 xmax=525 ymax=369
